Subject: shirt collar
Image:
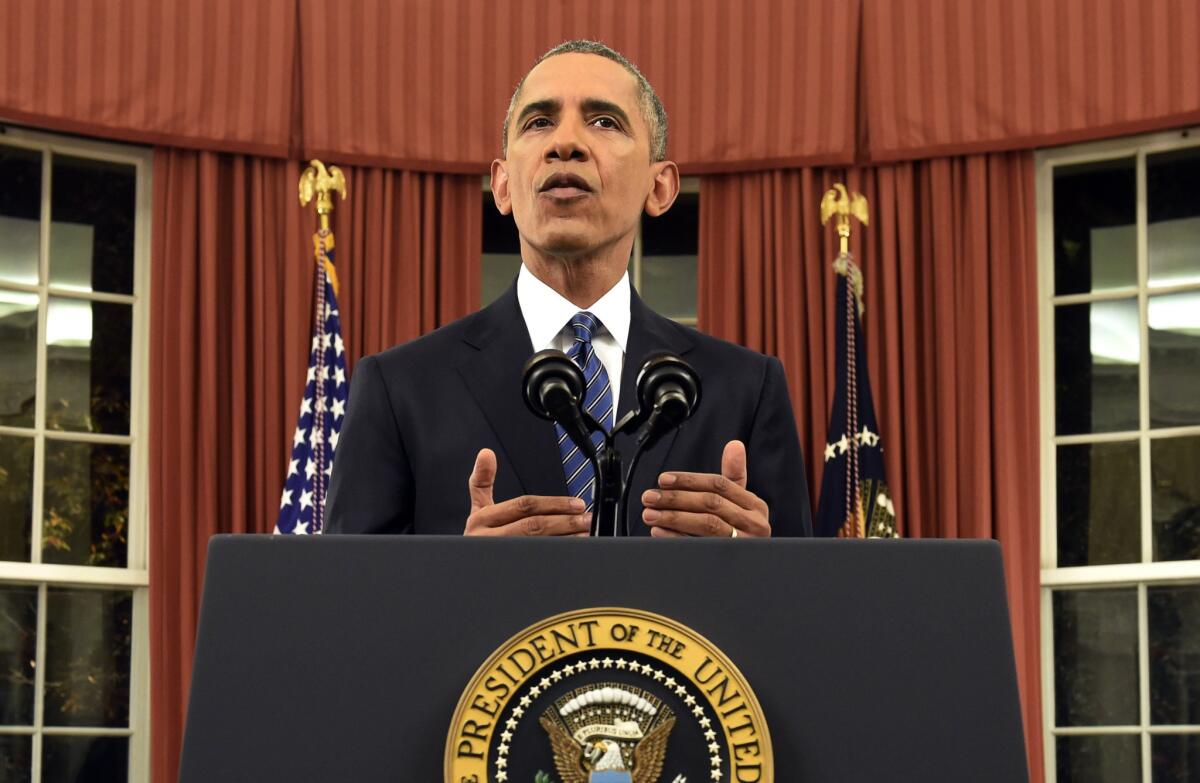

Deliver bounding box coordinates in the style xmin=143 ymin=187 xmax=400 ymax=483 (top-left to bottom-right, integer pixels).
xmin=516 ymin=263 xmax=631 ymax=353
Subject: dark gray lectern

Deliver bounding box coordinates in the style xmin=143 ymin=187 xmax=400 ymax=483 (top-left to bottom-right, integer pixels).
xmin=180 ymin=536 xmax=1028 ymax=782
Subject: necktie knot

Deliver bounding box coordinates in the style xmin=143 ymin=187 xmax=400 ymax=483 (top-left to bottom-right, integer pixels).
xmin=570 ymin=311 xmax=600 ymax=343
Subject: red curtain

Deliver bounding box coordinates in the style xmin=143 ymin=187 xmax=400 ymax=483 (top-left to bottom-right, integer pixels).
xmin=0 ymin=0 xmax=297 ymax=156
xmin=298 ymin=0 xmax=859 ymax=172
xmin=4 ymin=1 xmax=1198 ymax=168
xmin=698 ymin=153 xmax=1043 ymax=782
xmin=148 ymin=148 xmax=480 ymax=783
xmin=862 ymin=0 xmax=1200 ymax=161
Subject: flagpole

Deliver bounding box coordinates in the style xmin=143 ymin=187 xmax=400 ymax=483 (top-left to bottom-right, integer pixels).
xmin=821 ymin=184 xmax=870 ymax=538
xmin=272 ymin=162 xmax=350 ymax=535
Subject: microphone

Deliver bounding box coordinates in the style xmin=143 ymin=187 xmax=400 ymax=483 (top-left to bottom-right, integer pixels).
xmin=618 ymin=353 xmax=702 ymax=535
xmin=634 ymin=353 xmax=702 ymax=451
xmin=522 ymin=350 xmax=597 ymax=458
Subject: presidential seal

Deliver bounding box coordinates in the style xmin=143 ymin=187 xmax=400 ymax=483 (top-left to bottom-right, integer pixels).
xmin=446 ymin=607 xmax=772 ymax=783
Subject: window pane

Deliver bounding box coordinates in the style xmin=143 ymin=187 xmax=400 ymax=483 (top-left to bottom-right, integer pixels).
xmin=640 ymin=254 xmax=697 ymax=320
xmin=1148 ymin=146 xmax=1200 ymax=289
xmin=1148 ymin=584 xmax=1200 ymax=725
xmin=1057 ymin=734 xmax=1141 ymax=783
xmin=0 ymin=734 xmax=32 ymax=783
xmin=0 ymin=288 xmax=38 ymax=428
xmin=1153 ymin=436 xmax=1200 ymax=561
xmin=1055 ymin=299 xmax=1139 ymax=435
xmin=43 ymin=588 xmax=132 ymax=728
xmin=0 ymin=585 xmax=37 ymax=724
xmin=1053 ymin=157 xmax=1137 ymax=296
xmin=42 ymin=441 xmax=129 ymax=568
xmin=45 ymin=298 xmax=132 ymax=434
xmin=42 ymin=735 xmax=128 ymax=783
xmin=0 ymin=146 xmax=41 ymax=287
xmin=1149 ymin=291 xmax=1200 ymax=428
xmin=482 ymin=253 xmax=521 ymax=307
xmin=1054 ymin=588 xmax=1139 ymax=726
xmin=0 ymin=435 xmax=34 ymax=562
xmin=1057 ymin=441 xmax=1140 ymax=566
xmin=49 ymin=155 xmax=135 ymax=295
xmin=1153 ymin=734 xmax=1200 ymax=783
xmin=641 ymin=191 xmax=698 ymax=321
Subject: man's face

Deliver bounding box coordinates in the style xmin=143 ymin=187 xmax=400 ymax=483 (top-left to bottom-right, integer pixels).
xmin=492 ymin=53 xmax=665 ymax=260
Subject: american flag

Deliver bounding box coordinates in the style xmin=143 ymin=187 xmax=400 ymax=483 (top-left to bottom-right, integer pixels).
xmin=275 ymin=234 xmax=347 ymax=535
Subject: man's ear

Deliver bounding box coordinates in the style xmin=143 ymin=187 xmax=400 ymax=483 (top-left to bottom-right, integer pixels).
xmin=490 ymin=159 xmax=512 ymax=215
xmin=643 ymin=161 xmax=680 ymax=217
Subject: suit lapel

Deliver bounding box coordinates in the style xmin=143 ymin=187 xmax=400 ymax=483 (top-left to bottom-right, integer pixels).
xmin=614 ymin=289 xmax=695 ymax=533
xmin=458 ymin=284 xmax=569 ymax=497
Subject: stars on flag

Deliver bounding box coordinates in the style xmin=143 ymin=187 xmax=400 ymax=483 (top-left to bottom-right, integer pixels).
xmin=274 ymin=256 xmax=349 ymax=536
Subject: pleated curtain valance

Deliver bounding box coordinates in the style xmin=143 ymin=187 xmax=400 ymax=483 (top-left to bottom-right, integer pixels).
xmin=2 ymin=0 xmax=1197 ymax=170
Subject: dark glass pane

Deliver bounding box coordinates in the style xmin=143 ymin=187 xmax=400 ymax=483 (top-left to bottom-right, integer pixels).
xmin=42 ymin=441 xmax=128 ymax=568
xmin=641 ymin=254 xmax=697 ymax=320
xmin=1149 ymin=292 xmax=1200 ymax=428
xmin=1153 ymin=436 xmax=1200 ymax=561
xmin=42 ymin=735 xmax=128 ymax=783
xmin=0 ymin=585 xmax=37 ymax=724
xmin=1054 ymin=588 xmax=1139 ymax=725
xmin=1057 ymin=441 xmax=1140 ymax=567
xmin=1153 ymin=734 xmax=1200 ymax=783
xmin=482 ymin=190 xmax=520 ymax=254
xmin=49 ymin=155 xmax=135 ymax=295
xmin=0 ymin=734 xmax=32 ymax=783
xmin=482 ymin=253 xmax=522 ymax=307
xmin=1057 ymin=734 xmax=1141 ymax=783
xmin=43 ymin=588 xmax=132 ymax=727
xmin=641 ymin=192 xmax=699 ymax=256
xmin=1056 ymin=300 xmax=1139 ymax=435
xmin=45 ymin=299 xmax=131 ymax=434
xmin=1148 ymin=146 xmax=1200 ymax=289
xmin=0 ymin=435 xmax=34 ymax=562
xmin=1148 ymin=584 xmax=1200 ymax=725
xmin=641 ymin=192 xmax=698 ymax=321
xmin=0 ymin=145 xmax=42 ymax=286
xmin=1053 ymin=157 xmax=1137 ymax=296
xmin=0 ymin=288 xmax=38 ymax=428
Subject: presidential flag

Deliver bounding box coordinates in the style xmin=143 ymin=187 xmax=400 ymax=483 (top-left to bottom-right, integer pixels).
xmin=815 ymin=249 xmax=898 ymax=538
xmin=274 ymin=230 xmax=348 ymax=535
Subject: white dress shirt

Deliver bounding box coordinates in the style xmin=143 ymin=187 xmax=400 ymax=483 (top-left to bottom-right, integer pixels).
xmin=516 ymin=263 xmax=630 ymax=416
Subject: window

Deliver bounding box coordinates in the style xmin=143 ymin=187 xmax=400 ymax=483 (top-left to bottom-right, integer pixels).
xmin=1037 ymin=129 xmax=1200 ymax=783
xmin=481 ymin=177 xmax=700 ymax=325
xmin=0 ymin=126 xmax=151 ymax=783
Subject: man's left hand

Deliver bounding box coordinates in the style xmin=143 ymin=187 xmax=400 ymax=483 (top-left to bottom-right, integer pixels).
xmin=641 ymin=440 xmax=771 ymax=538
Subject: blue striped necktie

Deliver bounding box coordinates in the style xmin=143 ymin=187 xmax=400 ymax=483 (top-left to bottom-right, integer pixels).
xmin=556 ymin=311 xmax=614 ymax=511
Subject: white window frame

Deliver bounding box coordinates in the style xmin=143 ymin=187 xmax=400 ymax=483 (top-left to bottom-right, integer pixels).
xmin=0 ymin=123 xmax=151 ymax=783
xmin=481 ymin=175 xmax=701 ymax=326
xmin=1036 ymin=126 xmax=1200 ymax=782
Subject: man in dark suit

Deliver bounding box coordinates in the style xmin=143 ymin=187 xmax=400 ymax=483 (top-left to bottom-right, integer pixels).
xmin=327 ymin=40 xmax=811 ymax=537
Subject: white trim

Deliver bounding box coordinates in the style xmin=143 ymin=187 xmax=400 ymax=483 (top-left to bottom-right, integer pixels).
xmin=0 ymin=125 xmax=152 ymax=783
xmin=1036 ymin=128 xmax=1200 ymax=783
xmin=1041 ymin=560 xmax=1200 ymax=587
xmin=0 ymin=562 xmax=149 ymax=587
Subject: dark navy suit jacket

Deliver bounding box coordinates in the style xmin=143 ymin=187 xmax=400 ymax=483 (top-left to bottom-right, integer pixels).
xmin=326 ymin=282 xmax=813 ymax=536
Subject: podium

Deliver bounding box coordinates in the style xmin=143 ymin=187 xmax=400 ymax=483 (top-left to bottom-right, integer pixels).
xmin=179 ymin=536 xmax=1028 ymax=782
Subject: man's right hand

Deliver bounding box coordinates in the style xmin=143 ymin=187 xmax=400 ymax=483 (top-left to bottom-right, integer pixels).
xmin=464 ymin=448 xmax=591 ymax=536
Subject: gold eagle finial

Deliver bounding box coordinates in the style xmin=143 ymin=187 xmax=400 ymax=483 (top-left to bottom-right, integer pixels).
xmin=820 ymin=183 xmax=869 ymax=255
xmin=298 ymin=159 xmax=347 ymax=231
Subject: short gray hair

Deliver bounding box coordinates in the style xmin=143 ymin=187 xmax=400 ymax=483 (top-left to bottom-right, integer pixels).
xmin=501 ymin=40 xmax=669 ymax=162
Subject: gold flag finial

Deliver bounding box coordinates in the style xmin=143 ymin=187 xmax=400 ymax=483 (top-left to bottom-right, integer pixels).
xmin=820 ymin=183 xmax=869 ymax=255
xmin=299 ymin=159 xmax=347 ymax=233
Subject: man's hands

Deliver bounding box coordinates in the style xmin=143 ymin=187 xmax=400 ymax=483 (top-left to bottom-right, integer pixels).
xmin=641 ymin=440 xmax=771 ymax=538
xmin=464 ymin=449 xmax=592 ymax=536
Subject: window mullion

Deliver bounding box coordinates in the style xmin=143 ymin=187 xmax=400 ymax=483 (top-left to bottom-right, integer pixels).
xmin=1138 ymin=583 xmax=1151 ymax=783
xmin=32 ymin=582 xmax=47 ymax=783
xmin=1136 ymin=150 xmax=1152 ymax=568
